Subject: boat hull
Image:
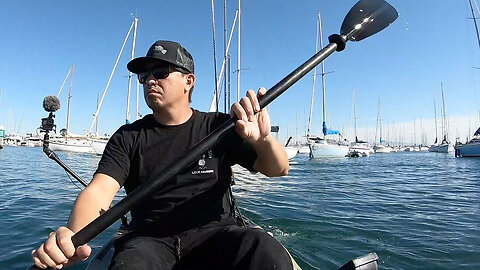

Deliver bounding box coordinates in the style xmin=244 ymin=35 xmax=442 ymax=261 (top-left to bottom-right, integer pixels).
xmin=298 ymin=145 xmax=310 ymax=154
xmin=310 ymin=142 xmax=349 ymax=158
xmin=455 ymin=141 xmax=480 ymax=157
xmin=428 ymin=143 xmax=453 ymax=153
xmin=373 ymin=145 xmax=392 ymax=153
xmin=349 ymin=143 xmax=372 ymax=157
xmin=285 ymin=146 xmax=299 ymax=160
xmin=88 ymin=139 xmax=108 ymax=155
xmin=49 ymin=139 xmax=95 ymax=153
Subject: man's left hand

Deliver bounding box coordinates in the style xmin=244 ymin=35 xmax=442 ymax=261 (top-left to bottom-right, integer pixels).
xmin=231 ymin=87 xmax=270 ymax=145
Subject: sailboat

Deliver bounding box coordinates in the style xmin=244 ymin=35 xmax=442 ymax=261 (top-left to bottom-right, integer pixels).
xmin=373 ymin=98 xmax=392 ymax=153
xmin=455 ymin=126 xmax=480 ymax=156
xmin=454 ymin=0 xmax=480 ymax=157
xmin=428 ymin=83 xmax=453 ymax=153
xmin=48 ymin=65 xmax=97 ymax=154
xmin=87 ymin=17 xmax=139 ymax=155
xmin=283 ymin=136 xmax=299 ymax=159
xmin=348 ymin=89 xmax=372 ymax=157
xmin=0 ymin=125 xmax=4 ymax=149
xmin=307 ymin=12 xmax=349 ymax=158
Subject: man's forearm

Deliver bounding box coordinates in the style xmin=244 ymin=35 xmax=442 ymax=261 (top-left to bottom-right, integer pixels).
xmin=67 ymin=187 xmax=109 ymax=233
xmin=252 ymin=134 xmax=289 ymax=177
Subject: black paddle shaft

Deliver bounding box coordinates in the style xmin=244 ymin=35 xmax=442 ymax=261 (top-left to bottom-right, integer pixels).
xmin=27 ymin=37 xmax=343 ymax=270
xmin=71 ymin=39 xmax=344 ymax=248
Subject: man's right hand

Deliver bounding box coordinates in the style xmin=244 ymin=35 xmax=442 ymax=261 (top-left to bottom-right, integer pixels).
xmin=31 ymin=226 xmax=91 ymax=269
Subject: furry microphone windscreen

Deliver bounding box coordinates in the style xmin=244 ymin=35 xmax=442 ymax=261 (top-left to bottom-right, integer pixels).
xmin=43 ymin=96 xmax=61 ymax=112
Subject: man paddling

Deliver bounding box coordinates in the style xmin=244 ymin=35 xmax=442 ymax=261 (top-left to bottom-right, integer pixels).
xmin=32 ymin=40 xmax=293 ymax=270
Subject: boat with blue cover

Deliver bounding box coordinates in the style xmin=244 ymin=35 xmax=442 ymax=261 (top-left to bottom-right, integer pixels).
xmin=455 ymin=127 xmax=480 ymax=157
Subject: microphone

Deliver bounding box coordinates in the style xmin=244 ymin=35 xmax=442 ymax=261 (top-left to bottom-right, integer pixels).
xmin=40 ymin=96 xmax=60 ymax=132
xmin=43 ymin=96 xmax=61 ymax=112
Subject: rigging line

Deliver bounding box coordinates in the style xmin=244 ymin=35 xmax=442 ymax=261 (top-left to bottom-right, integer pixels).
xmin=57 ymin=65 xmax=73 ymax=97
xmin=211 ymin=0 xmax=219 ymax=112
xmin=237 ymin=0 xmax=241 ymax=102
xmin=126 ymin=17 xmax=139 ymax=124
xmin=224 ymin=0 xmax=228 ymax=113
xmin=209 ymin=10 xmax=239 ymax=112
xmin=65 ymin=169 xmax=84 ymax=191
xmin=89 ymin=19 xmax=135 ymax=134
xmin=307 ymin=12 xmax=321 ymax=138
xmin=469 ymin=0 xmax=480 ymax=50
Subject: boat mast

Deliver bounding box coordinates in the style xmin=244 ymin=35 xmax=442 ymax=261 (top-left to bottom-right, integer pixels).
xmin=307 ymin=12 xmax=320 ymax=138
xmin=469 ymin=0 xmax=480 ymax=49
xmin=66 ymin=64 xmax=74 ymax=133
xmin=433 ymin=96 xmax=438 ymax=144
xmin=211 ymin=0 xmax=219 ymax=112
xmin=209 ymin=10 xmax=239 ymax=112
xmin=468 ymin=0 xmax=480 ymax=126
xmin=228 ymin=54 xmax=231 ymax=109
xmin=89 ymin=19 xmax=135 ymax=134
xmin=237 ymin=0 xmax=241 ymax=102
xmin=136 ymin=81 xmax=140 ymax=121
xmin=95 ymin=90 xmax=100 ymax=135
xmin=441 ymin=83 xmax=448 ymax=142
xmin=56 ymin=65 xmax=73 ymax=133
xmin=353 ymin=89 xmax=358 ymax=142
xmin=380 ymin=99 xmax=383 ymax=143
xmin=135 ymin=16 xmax=140 ymax=120
xmin=319 ymin=12 xmax=328 ymax=137
xmin=375 ymin=97 xmax=381 ymax=144
xmin=224 ymin=0 xmax=228 ymax=113
xmin=126 ymin=17 xmax=138 ymax=124
xmin=413 ymin=117 xmax=416 ymax=146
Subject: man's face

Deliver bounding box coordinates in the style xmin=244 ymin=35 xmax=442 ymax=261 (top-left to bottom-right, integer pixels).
xmin=140 ymin=66 xmax=190 ymax=111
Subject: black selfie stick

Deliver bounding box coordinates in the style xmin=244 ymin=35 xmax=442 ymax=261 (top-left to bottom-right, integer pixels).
xmin=40 ymin=95 xmax=88 ymax=187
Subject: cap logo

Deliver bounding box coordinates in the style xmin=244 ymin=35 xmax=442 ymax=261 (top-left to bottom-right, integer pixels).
xmin=154 ymin=45 xmax=167 ymax=54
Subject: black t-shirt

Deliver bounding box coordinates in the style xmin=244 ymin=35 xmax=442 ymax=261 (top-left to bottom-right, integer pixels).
xmin=95 ymin=109 xmax=257 ymax=235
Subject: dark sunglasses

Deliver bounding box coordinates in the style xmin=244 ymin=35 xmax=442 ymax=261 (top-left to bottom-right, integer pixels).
xmin=138 ymin=66 xmax=186 ymax=84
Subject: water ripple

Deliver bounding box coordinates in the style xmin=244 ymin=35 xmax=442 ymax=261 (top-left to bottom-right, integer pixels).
xmin=1 ymin=148 xmax=479 ymax=269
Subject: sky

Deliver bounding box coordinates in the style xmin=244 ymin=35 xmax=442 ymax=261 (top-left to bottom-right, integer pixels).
xmin=1 ymin=0 xmax=480 ymax=146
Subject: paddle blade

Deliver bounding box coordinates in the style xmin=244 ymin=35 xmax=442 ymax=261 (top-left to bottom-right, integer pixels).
xmin=340 ymin=0 xmax=398 ymax=41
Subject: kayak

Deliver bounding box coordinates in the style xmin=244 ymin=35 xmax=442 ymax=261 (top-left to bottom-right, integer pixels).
xmin=85 ymin=207 xmax=378 ymax=270
xmin=86 ymin=207 xmax=302 ymax=270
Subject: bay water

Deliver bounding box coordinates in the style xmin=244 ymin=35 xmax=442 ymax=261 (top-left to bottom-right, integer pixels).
xmin=1 ymin=146 xmax=479 ymax=269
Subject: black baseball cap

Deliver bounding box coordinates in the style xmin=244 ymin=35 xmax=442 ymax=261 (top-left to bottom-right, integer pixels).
xmin=127 ymin=40 xmax=194 ymax=74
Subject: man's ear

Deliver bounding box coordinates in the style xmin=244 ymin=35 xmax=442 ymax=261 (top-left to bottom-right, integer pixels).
xmin=185 ymin=73 xmax=195 ymax=92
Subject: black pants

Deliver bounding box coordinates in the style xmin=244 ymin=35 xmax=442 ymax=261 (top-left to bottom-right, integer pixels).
xmin=109 ymin=225 xmax=294 ymax=270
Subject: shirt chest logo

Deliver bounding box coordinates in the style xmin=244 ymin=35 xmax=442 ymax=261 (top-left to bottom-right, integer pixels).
xmin=192 ymin=150 xmax=214 ymax=175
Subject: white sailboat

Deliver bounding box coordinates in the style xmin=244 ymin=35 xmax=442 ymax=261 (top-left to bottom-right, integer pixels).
xmin=48 ymin=65 xmax=96 ymax=154
xmin=307 ymin=12 xmax=349 ymax=158
xmin=373 ymin=98 xmax=392 ymax=153
xmin=50 ymin=135 xmax=96 ymax=153
xmin=428 ymin=83 xmax=453 ymax=153
xmin=86 ymin=17 xmax=140 ymax=155
xmin=298 ymin=145 xmax=311 ymax=154
xmin=283 ymin=136 xmax=299 ymax=160
xmin=348 ymin=89 xmax=372 ymax=157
